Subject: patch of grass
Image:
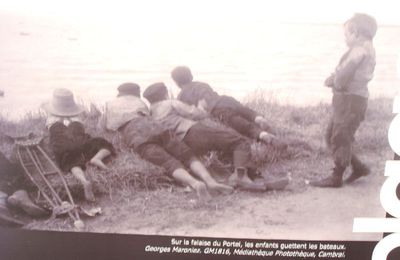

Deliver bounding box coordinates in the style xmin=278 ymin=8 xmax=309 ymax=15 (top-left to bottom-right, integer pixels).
xmin=1 ymin=94 xmax=393 ymax=232
xmin=0 ymin=106 xmax=168 ymax=203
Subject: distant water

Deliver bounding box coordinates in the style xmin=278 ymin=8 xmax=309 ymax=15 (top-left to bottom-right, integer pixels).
xmin=0 ymin=12 xmax=399 ymax=121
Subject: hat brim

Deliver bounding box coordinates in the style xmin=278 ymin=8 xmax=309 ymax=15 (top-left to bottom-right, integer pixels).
xmin=42 ymin=102 xmax=84 ymax=117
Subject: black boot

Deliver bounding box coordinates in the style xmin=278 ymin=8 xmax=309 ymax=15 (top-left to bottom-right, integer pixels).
xmin=345 ymin=155 xmax=370 ymax=183
xmin=310 ymin=166 xmax=345 ymax=188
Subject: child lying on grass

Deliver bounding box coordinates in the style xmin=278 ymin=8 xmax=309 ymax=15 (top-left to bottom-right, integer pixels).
xmin=103 ymin=83 xmax=233 ymax=201
xmin=43 ymin=88 xmax=115 ymax=201
xmin=143 ymin=82 xmax=289 ymax=192
xmin=171 ymin=66 xmax=286 ymax=149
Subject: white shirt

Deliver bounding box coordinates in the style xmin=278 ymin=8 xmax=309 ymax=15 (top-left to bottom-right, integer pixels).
xmin=105 ymin=96 xmax=150 ymax=131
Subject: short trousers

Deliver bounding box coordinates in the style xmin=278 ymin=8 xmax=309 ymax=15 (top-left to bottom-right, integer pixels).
xmin=183 ymin=123 xmax=253 ymax=169
xmin=49 ymin=122 xmax=114 ymax=172
xmin=137 ymin=143 xmax=185 ymax=176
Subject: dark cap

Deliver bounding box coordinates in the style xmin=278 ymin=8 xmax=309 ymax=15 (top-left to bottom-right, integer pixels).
xmin=117 ymin=82 xmax=141 ymax=97
xmin=171 ymin=66 xmax=193 ymax=86
xmin=143 ymin=82 xmax=168 ymax=103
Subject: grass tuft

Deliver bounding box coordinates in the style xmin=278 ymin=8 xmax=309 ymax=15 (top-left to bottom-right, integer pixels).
xmin=0 ymin=94 xmax=393 ymax=231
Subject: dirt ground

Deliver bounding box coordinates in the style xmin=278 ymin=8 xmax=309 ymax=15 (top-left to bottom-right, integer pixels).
xmin=45 ymin=150 xmax=389 ymax=242
xmin=8 ymin=97 xmax=391 ymax=241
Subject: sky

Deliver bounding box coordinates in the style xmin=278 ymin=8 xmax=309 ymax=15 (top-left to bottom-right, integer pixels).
xmin=0 ymin=0 xmax=399 ymax=26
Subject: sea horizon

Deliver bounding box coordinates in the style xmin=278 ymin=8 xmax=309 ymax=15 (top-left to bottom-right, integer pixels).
xmin=0 ymin=10 xmax=399 ymax=121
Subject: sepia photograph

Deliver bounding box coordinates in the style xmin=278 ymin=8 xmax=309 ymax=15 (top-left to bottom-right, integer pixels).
xmin=0 ymin=0 xmax=399 ymax=253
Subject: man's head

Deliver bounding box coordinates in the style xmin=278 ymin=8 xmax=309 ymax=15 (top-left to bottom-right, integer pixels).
xmin=344 ymin=13 xmax=377 ymax=46
xmin=117 ymin=82 xmax=141 ymax=97
xmin=143 ymin=82 xmax=168 ymax=104
xmin=171 ymin=66 xmax=193 ymax=88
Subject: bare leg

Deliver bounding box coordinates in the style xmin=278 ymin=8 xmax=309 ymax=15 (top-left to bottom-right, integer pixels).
xmin=71 ymin=167 xmax=95 ymax=202
xmin=171 ymin=168 xmax=211 ymax=201
xmin=189 ymin=160 xmax=233 ymax=194
xmin=90 ymin=149 xmax=111 ymax=170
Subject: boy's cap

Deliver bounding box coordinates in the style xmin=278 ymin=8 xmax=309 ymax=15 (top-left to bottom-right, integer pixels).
xmin=117 ymin=83 xmax=141 ymax=97
xmin=347 ymin=13 xmax=377 ymax=39
xmin=143 ymin=82 xmax=168 ymax=103
xmin=171 ymin=66 xmax=193 ymax=85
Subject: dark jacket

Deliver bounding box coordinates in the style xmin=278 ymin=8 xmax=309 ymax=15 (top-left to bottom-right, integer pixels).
xmin=177 ymin=81 xmax=221 ymax=112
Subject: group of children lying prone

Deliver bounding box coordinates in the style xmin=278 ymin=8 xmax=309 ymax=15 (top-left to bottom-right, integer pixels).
xmin=2 ymin=13 xmax=377 ymax=212
xmin=44 ymin=66 xmax=289 ymax=202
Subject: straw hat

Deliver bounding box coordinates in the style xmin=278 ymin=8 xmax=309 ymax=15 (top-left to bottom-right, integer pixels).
xmin=43 ymin=88 xmax=84 ymax=117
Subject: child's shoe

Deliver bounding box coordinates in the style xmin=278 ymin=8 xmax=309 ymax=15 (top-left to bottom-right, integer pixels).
xmin=345 ymin=163 xmax=370 ymax=183
xmin=309 ymin=166 xmax=345 ymax=188
xmin=310 ymin=175 xmax=343 ymax=188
